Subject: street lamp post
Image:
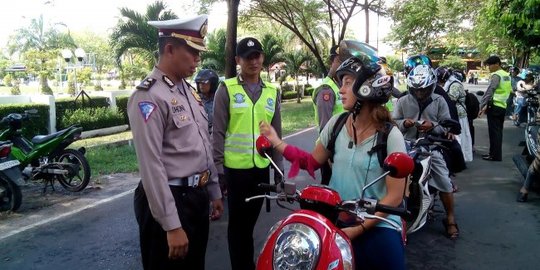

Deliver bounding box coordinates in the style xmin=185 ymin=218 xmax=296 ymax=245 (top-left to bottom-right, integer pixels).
xmin=61 ymin=48 xmax=92 ymax=106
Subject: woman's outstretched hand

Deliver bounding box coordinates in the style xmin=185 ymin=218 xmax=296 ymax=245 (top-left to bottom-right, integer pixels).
xmin=259 ymin=121 xmax=280 ymax=145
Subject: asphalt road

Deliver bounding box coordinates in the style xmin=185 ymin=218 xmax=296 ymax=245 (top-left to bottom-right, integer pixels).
xmin=1 ymin=83 xmax=539 ymax=270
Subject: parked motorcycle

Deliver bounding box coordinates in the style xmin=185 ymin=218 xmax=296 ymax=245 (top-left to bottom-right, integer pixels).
xmin=0 ymin=141 xmax=24 ymax=211
xmin=523 ymin=89 xmax=539 ymax=161
xmin=247 ymin=136 xmax=414 ymax=270
xmin=0 ymin=109 xmax=91 ymax=192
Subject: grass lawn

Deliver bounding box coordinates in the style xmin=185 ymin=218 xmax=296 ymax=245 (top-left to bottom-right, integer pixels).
xmin=82 ymin=98 xmax=315 ymax=177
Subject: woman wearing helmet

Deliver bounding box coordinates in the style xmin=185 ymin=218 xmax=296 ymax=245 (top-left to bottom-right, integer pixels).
xmin=260 ymin=56 xmax=408 ymax=269
xmin=194 ymin=69 xmax=219 ymax=133
xmin=393 ymin=64 xmax=460 ymax=239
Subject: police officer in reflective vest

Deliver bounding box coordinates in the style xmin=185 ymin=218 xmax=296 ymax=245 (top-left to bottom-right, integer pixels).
xmin=479 ymin=55 xmax=512 ymax=161
xmin=213 ymin=37 xmax=283 ymax=270
xmin=312 ymin=45 xmax=345 ymax=132
xmin=128 ymin=15 xmax=224 ymax=270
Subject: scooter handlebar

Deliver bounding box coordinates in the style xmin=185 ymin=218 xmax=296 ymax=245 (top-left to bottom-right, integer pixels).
xmin=258 ymin=183 xmax=278 ymax=193
xmin=375 ymin=203 xmax=411 ymax=218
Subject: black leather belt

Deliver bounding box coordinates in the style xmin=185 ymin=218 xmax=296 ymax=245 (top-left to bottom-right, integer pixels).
xmin=169 ymin=170 xmax=210 ymax=188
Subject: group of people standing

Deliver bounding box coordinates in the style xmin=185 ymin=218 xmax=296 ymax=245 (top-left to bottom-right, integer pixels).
xmin=125 ymin=12 xmax=534 ymax=270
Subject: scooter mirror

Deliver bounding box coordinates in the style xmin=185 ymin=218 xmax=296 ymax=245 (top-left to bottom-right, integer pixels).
xmin=383 ymin=152 xmax=414 ymax=178
xmin=256 ymin=135 xmax=273 ymax=157
xmin=476 ymin=91 xmax=485 ymax=96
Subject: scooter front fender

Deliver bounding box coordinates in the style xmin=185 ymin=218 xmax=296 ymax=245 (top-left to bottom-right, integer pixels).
xmin=257 ymin=209 xmax=352 ymax=270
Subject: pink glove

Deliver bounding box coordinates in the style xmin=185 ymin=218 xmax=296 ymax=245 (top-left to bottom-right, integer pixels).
xmin=282 ymin=145 xmax=322 ymax=179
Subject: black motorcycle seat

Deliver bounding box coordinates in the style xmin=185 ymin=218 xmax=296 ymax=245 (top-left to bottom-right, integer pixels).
xmin=31 ymin=127 xmax=72 ymax=144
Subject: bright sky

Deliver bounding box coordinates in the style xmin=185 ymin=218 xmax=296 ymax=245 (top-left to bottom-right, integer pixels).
xmin=0 ymin=0 xmax=394 ymax=56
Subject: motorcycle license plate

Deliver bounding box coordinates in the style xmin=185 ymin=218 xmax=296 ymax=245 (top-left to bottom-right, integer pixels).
xmin=0 ymin=160 xmax=20 ymax=170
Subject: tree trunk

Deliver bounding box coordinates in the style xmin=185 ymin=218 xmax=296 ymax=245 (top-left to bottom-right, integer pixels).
xmin=364 ymin=0 xmax=369 ymax=44
xmin=296 ymin=76 xmax=301 ymax=103
xmin=225 ymin=0 xmax=240 ymax=79
xmin=40 ymin=74 xmax=53 ymax=95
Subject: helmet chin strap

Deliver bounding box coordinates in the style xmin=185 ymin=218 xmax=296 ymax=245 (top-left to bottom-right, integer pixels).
xmin=350 ymin=101 xmax=363 ymax=148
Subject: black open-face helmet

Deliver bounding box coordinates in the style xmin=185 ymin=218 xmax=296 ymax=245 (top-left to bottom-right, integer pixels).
xmin=336 ymin=57 xmax=392 ymax=104
xmin=194 ymin=69 xmax=219 ymax=93
xmin=435 ymin=66 xmax=452 ymax=84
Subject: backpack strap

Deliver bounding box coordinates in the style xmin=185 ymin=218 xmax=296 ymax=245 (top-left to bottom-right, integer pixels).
xmin=367 ymin=122 xmax=394 ymax=167
xmin=328 ymin=112 xmax=350 ymax=162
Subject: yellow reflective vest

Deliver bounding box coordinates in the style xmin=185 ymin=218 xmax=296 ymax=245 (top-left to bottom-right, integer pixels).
xmin=491 ymin=69 xmax=512 ymax=109
xmin=312 ymin=76 xmax=344 ymax=126
xmin=223 ymin=77 xmax=277 ymax=169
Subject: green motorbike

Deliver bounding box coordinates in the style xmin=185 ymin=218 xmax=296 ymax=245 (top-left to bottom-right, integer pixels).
xmin=0 ymin=109 xmax=91 ymax=192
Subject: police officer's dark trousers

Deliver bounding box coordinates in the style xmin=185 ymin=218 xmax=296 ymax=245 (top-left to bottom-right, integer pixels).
xmin=134 ymin=182 xmax=210 ymax=270
xmin=226 ymin=166 xmax=270 ymax=270
xmin=486 ymin=105 xmax=506 ymax=161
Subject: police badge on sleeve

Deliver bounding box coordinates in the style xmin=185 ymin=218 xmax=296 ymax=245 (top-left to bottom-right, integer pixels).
xmin=138 ymin=101 xmax=157 ymax=123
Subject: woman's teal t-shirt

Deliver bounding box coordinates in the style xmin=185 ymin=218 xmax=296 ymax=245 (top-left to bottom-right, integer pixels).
xmin=319 ymin=114 xmax=407 ymax=230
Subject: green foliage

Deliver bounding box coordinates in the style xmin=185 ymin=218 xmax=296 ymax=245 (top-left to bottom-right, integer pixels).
xmin=201 ymin=29 xmax=226 ymax=74
xmin=115 ymin=96 xmax=130 ymax=125
xmin=85 ymin=144 xmax=138 ymax=175
xmin=72 ymin=31 xmax=115 ymax=74
xmin=0 ymin=104 xmax=49 ymax=137
xmin=280 ymin=98 xmax=315 ymax=135
xmin=55 ymin=97 xmax=110 ymax=124
xmin=110 ymin=1 xmax=178 ymax=67
xmin=67 ymin=72 xmax=76 ymax=95
xmin=282 ymin=91 xmax=297 ymax=100
xmin=304 ymin=85 xmax=314 ymax=96
xmin=3 ymin=74 xmax=13 ymax=87
xmin=388 ymin=0 xmax=472 ymax=53
xmin=440 ymin=55 xmax=466 ymax=70
xmin=60 ymin=107 xmax=125 ymax=131
xmin=386 ymin=56 xmax=404 ymax=73
xmin=10 ymin=83 xmax=21 ymax=95
xmin=261 ymin=34 xmax=284 ymax=80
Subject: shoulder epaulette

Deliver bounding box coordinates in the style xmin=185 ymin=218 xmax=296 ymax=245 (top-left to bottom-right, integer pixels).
xmin=136 ymin=78 xmax=156 ymax=91
xmin=162 ymin=75 xmax=175 ymax=88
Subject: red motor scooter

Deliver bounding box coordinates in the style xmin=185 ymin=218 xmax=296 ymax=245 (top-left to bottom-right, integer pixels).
xmin=247 ymin=136 xmax=414 ymax=270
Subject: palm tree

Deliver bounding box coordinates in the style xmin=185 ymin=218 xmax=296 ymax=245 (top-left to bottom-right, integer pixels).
xmin=201 ymin=29 xmax=227 ymax=75
xmin=110 ymin=1 xmax=177 ymax=69
xmin=283 ymin=50 xmax=313 ymax=103
xmin=8 ymin=14 xmax=75 ymax=94
xmin=261 ymin=34 xmax=284 ymax=81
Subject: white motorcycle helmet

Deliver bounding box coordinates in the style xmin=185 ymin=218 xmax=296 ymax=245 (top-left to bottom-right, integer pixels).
xmin=407 ymin=64 xmax=437 ymax=101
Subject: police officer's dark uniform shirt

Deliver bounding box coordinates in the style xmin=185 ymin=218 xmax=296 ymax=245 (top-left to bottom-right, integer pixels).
xmin=128 ymin=67 xmax=221 ymax=231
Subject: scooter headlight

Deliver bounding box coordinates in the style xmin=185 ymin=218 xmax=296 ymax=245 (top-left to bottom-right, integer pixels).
xmin=334 ymin=233 xmax=354 ymax=270
xmin=273 ymin=223 xmax=320 ymax=270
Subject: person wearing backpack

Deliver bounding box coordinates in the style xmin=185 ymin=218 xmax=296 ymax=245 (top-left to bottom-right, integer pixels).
xmin=261 ymin=56 xmax=408 ymax=269
xmin=464 ymin=89 xmax=480 ymax=149
xmin=436 ymin=66 xmax=473 ymax=162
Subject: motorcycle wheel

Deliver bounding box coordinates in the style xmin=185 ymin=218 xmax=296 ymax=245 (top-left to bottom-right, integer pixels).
xmin=55 ymin=149 xmax=91 ymax=192
xmin=0 ymin=176 xmax=22 ymax=212
xmin=525 ymin=124 xmax=539 ymax=161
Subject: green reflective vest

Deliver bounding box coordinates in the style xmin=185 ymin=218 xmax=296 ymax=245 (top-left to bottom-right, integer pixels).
xmin=312 ymin=76 xmax=344 ymax=126
xmin=385 ymin=98 xmax=394 ymax=112
xmin=223 ymin=77 xmax=277 ymax=169
xmin=491 ymin=69 xmax=512 ymax=109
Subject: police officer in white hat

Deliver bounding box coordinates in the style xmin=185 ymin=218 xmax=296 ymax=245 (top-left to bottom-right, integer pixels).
xmin=128 ymin=14 xmax=224 ymax=270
